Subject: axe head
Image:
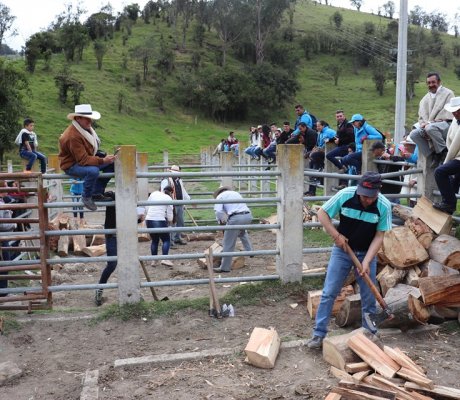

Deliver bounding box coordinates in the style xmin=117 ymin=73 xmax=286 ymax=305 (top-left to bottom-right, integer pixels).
xmin=364 ymin=308 xmax=394 ymax=330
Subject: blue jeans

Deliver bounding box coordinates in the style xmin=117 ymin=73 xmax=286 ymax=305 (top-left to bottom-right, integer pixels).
xmin=340 ymin=152 xmax=362 ymax=173
xmin=326 ymin=145 xmax=350 ymax=169
xmin=263 ymin=144 xmax=277 ymax=160
xmin=146 ymin=220 xmax=170 ymax=255
xmin=313 ymin=246 xmax=377 ymax=338
xmin=20 ymin=150 xmax=47 ymax=173
xmin=99 ymin=235 xmax=117 ymax=284
xmin=435 ymin=159 xmax=460 ymax=209
xmin=65 ymin=163 xmax=114 ymax=198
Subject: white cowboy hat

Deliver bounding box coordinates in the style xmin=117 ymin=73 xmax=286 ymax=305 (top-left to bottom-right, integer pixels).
xmin=67 ymin=104 xmax=101 ymax=120
xmin=444 ymin=97 xmax=460 ymax=113
xmin=169 ymin=165 xmax=180 ymax=172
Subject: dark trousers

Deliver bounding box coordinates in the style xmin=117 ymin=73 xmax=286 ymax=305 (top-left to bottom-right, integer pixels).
xmin=146 ymin=220 xmax=170 ymax=255
xmin=0 ymin=241 xmax=12 ymax=296
xmin=434 ymin=159 xmax=460 ymax=209
xmin=99 ymin=235 xmax=117 ymax=284
xmin=341 ymin=152 xmax=362 ymax=173
xmin=326 ymin=145 xmax=349 ymax=169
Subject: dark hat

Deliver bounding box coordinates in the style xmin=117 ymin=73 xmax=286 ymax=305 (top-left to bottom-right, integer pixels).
xmin=370 ymin=141 xmax=385 ymax=151
xmin=213 ymin=186 xmax=232 ymax=199
xmin=356 ymin=172 xmax=382 ymax=197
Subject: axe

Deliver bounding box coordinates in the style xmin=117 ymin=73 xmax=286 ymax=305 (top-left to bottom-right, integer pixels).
xmin=343 ymin=242 xmax=394 ymax=329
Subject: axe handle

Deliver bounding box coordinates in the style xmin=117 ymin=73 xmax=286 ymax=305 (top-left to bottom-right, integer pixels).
xmin=206 ymin=248 xmax=221 ymax=318
xmin=343 ymin=242 xmax=391 ymax=312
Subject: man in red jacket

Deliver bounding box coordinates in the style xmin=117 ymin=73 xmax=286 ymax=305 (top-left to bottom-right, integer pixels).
xmin=58 ymin=104 xmax=116 ymax=211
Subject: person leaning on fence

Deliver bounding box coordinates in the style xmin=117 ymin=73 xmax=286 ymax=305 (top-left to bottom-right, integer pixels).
xmin=433 ymin=97 xmax=460 ymax=215
xmin=306 ymin=172 xmax=392 ymax=349
xmin=58 ymin=104 xmax=116 ymax=212
xmin=213 ymin=186 xmax=253 ymax=273
xmin=94 ymin=191 xmax=145 ymax=306
xmin=145 ymin=186 xmax=174 ymax=267
xmin=17 ymin=118 xmax=47 ymax=173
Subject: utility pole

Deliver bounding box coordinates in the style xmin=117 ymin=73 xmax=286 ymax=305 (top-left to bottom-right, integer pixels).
xmin=394 ymin=0 xmax=408 ymax=145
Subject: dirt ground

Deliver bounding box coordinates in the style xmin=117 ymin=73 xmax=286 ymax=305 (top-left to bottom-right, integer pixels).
xmin=1 ymin=213 xmax=460 ymax=399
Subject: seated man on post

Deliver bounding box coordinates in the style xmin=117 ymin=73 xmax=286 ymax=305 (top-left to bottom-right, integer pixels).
xmin=58 ymin=104 xmax=116 ymax=211
xmin=409 ymin=71 xmax=454 ymax=168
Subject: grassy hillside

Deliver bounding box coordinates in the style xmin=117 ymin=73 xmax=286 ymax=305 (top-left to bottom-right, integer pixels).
xmin=4 ymin=0 xmax=460 ymax=164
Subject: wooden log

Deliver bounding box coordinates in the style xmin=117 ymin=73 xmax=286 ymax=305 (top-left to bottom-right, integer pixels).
xmin=382 ymin=227 xmax=429 ymax=269
xmin=338 ymin=382 xmax=396 ymax=400
xmin=244 ymin=327 xmax=280 ymax=369
xmin=82 ymin=244 xmax=106 ymax=257
xmin=393 ymin=204 xmax=414 ymax=221
xmin=419 ymin=259 xmax=459 ymax=278
xmin=397 ymin=367 xmax=434 ymax=390
xmin=335 ymin=293 xmax=362 ymax=328
xmin=322 ymin=329 xmax=365 ymax=370
xmin=382 ymin=346 xmax=426 ymax=376
xmin=307 ymin=285 xmax=354 ymax=319
xmin=70 ymin=220 xmax=86 ymax=256
xmin=418 ymin=275 xmax=460 ymax=306
xmin=347 ymin=332 xmax=401 ymax=379
xmin=413 ymin=196 xmax=453 ymax=235
xmin=404 ymin=217 xmax=434 ymax=249
xmin=404 ymin=381 xmax=460 ymax=400
xmin=345 ymin=361 xmax=371 ymax=374
xmin=185 ymin=233 xmax=216 ymax=242
xmin=377 ymin=265 xmax=407 ymax=295
xmin=330 ymin=366 xmax=354 ymax=382
xmin=57 ymin=231 xmax=69 ymax=257
xmin=432 ymin=305 xmax=460 ymax=320
xmin=429 ymin=235 xmax=460 ymax=270
xmin=404 ymin=267 xmax=420 ymax=288
xmin=407 ymin=295 xmax=431 ymax=325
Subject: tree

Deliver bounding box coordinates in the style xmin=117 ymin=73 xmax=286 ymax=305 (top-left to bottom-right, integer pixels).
xmin=0 ymin=3 xmax=15 ymax=48
xmin=350 ymin=0 xmax=363 ymax=12
xmin=24 ymin=31 xmax=57 ymax=73
xmin=371 ymin=60 xmax=388 ymax=96
xmin=85 ymin=7 xmax=115 ymax=41
xmin=124 ymin=4 xmax=140 ymax=22
xmin=325 ymin=63 xmax=341 ymax=86
xmin=428 ymin=12 xmax=449 ymax=32
xmin=409 ymin=6 xmax=426 ymax=27
xmin=0 ymin=58 xmax=27 ymax=164
xmin=93 ymin=40 xmax=108 ymax=70
xmin=54 ymin=65 xmax=84 ymax=104
xmin=382 ymin=1 xmax=395 ymax=19
xmin=331 ymin=11 xmax=343 ymax=29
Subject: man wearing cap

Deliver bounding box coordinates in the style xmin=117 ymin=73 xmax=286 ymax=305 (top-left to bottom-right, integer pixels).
xmin=339 ymin=114 xmax=382 ymax=174
xmin=409 ymin=72 xmax=454 ymax=168
xmin=213 ymin=186 xmax=253 ymax=273
xmin=433 ymin=97 xmax=460 ymax=215
xmin=59 ymin=104 xmax=116 ymax=211
xmin=306 ymin=172 xmax=392 ymax=349
xmin=161 ymin=165 xmax=190 ymax=245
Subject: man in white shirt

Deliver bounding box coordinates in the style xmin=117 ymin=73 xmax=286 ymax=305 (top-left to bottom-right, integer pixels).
xmin=213 ymin=186 xmax=253 ymax=273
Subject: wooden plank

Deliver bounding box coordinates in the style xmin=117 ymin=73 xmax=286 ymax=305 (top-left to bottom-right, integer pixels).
xmin=413 ymin=196 xmax=453 ymax=235
xmin=418 ymin=275 xmax=460 ymax=306
xmin=404 ymin=381 xmax=460 ymax=400
xmin=353 ymin=370 xmax=372 ymax=382
xmin=324 ymin=393 xmax=342 ymax=400
xmin=338 ymin=381 xmax=396 ymax=400
xmin=345 ymin=361 xmax=371 ymax=374
xmin=397 ymin=367 xmax=434 ymax=390
xmin=347 ymin=333 xmax=400 ymax=379
xmin=330 ymin=366 xmax=354 ymax=382
xmin=82 ymin=244 xmax=106 ymax=257
xmin=371 ymin=375 xmax=424 ymax=400
xmin=383 ymin=346 xmax=426 ymax=376
xmin=331 ymin=386 xmax=393 ymax=400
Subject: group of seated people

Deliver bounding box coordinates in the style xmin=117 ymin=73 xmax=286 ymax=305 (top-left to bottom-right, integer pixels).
xmin=213 ymin=132 xmax=240 ymax=157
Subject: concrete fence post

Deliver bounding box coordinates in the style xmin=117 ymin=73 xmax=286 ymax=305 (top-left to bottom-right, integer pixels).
xmin=220 ymin=152 xmax=234 ymax=188
xmin=210 ymin=145 xmax=218 ymax=171
xmin=163 ymin=150 xmax=169 ymax=169
xmin=136 ymin=152 xmax=149 ymax=201
xmin=46 ymin=154 xmax=64 ymax=204
xmin=200 ymin=147 xmax=207 ymax=169
xmin=324 ymin=142 xmax=337 ymax=196
xmin=416 ymin=152 xmax=438 ymax=203
xmin=115 ymin=145 xmax=141 ymax=305
xmin=361 ymin=140 xmax=379 ymax=173
xmin=7 ymin=160 xmax=13 ymax=173
xmin=276 ymin=144 xmax=304 ymax=283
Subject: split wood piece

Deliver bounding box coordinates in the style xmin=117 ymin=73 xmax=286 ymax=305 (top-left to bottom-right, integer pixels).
xmin=58 ymin=213 xmax=70 ymax=229
xmin=90 ymin=234 xmax=105 ymax=247
xmin=161 ymin=260 xmax=174 ymax=268
xmin=82 ymin=244 xmax=106 ymax=257
xmin=397 ymin=367 xmax=434 ymax=390
xmin=404 ymin=217 xmax=434 ymax=249
xmin=383 ymin=346 xmax=426 ymax=376
xmin=244 ymin=327 xmax=280 ymax=369
xmin=324 ymin=393 xmax=342 ymax=400
xmin=185 ymin=233 xmax=216 ymax=242
xmin=347 ymin=332 xmax=400 ymax=379
xmin=137 ymin=220 xmax=150 ymax=242
xmin=259 ymin=214 xmax=278 ymax=234
xmin=70 ymin=220 xmax=86 ymax=256
xmin=307 ymin=285 xmax=354 ymax=319
xmin=370 ymin=375 xmax=428 ymax=400
xmin=428 ymin=235 xmax=460 ymax=270
xmin=345 ymin=361 xmax=371 ymax=374
xmin=378 ymin=285 xmax=429 ymax=329
xmin=419 ymin=259 xmax=459 ymax=278
xmin=338 ymin=381 xmax=396 ymax=400
xmin=377 ymin=248 xmax=391 ymax=268
xmin=322 ymin=328 xmax=375 ymax=371
xmin=418 ymin=275 xmax=460 ymax=306
xmin=377 ymin=265 xmax=407 ymax=296
xmin=302 ymin=266 xmax=326 ymax=274
xmin=353 ymin=370 xmax=372 ymax=382
xmin=404 ymin=381 xmax=460 ymax=400
xmin=404 ymin=267 xmax=421 ymax=288
xmin=330 ymin=366 xmax=354 ymax=383
xmin=413 ymin=196 xmax=453 ymax=235
xmin=57 ymin=231 xmax=69 ymax=257
xmin=381 ymin=227 xmax=429 ymax=269
xmin=332 ymin=386 xmax=395 ymax=400
xmin=335 ymin=293 xmax=362 ymax=328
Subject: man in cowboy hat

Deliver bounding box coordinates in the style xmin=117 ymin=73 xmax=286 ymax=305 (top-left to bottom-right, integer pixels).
xmin=59 ymin=104 xmax=117 ymax=211
xmin=212 ymin=186 xmax=253 ymax=273
xmin=160 ymin=165 xmax=191 ymax=245
xmin=433 ymin=97 xmax=460 ymax=215
xmin=306 ymin=172 xmax=392 ymax=349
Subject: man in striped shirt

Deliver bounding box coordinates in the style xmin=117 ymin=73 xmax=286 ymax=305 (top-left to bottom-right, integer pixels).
xmin=306 ymin=172 xmax=392 ymax=349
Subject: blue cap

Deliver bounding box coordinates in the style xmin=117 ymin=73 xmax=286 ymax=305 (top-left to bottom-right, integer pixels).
xmin=350 ymin=114 xmax=364 ymax=123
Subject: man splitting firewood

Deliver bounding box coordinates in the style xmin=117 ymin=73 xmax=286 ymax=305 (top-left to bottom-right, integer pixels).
xmin=306 ymin=172 xmax=392 ymax=349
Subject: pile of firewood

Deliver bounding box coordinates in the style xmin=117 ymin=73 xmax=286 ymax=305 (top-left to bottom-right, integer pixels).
xmin=260 ymin=203 xmax=322 ymax=232
xmin=323 ymin=329 xmax=460 ymax=399
xmin=307 ymin=196 xmax=460 ymax=330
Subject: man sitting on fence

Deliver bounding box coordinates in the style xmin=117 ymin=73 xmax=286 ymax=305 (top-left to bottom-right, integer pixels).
xmin=58 ymin=104 xmax=116 ymax=212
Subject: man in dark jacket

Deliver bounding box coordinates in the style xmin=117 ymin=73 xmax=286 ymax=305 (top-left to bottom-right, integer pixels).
xmin=326 ymin=110 xmax=355 ymax=171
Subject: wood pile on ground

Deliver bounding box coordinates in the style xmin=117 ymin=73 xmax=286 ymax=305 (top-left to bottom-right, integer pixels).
xmin=306 ymin=199 xmax=460 ymax=331
xmin=323 ymin=329 xmax=460 ymax=399
xmin=260 ymin=203 xmax=322 ymax=232
xmin=197 ymin=242 xmax=245 ymax=270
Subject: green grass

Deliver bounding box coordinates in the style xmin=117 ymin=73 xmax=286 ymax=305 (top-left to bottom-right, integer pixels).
xmin=0 ymin=312 xmax=21 ymax=335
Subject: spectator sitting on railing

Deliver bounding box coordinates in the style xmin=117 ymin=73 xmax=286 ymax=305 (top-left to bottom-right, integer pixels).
xmin=326 ymin=110 xmax=355 ymax=173
xmin=244 ymin=126 xmax=261 ymax=159
xmin=0 ymin=187 xmax=17 ymax=297
xmin=212 ymin=186 xmax=253 ymax=273
xmin=227 ymin=131 xmax=239 ymax=156
xmin=253 ymin=125 xmax=271 ymax=161
xmin=17 ymin=118 xmax=47 ymax=174
xmin=58 ymin=104 xmax=117 ymax=212
xmin=263 ymin=127 xmax=289 ymax=165
xmin=212 ymin=139 xmax=227 ymax=157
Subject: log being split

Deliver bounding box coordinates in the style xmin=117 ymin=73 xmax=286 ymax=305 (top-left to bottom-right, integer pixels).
xmin=335 ymin=293 xmax=361 ymax=328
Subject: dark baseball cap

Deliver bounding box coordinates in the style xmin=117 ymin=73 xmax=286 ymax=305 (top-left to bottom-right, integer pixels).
xmin=356 ymin=172 xmax=382 ymax=197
